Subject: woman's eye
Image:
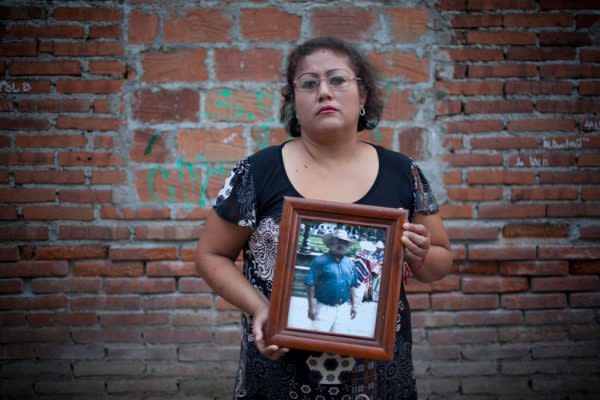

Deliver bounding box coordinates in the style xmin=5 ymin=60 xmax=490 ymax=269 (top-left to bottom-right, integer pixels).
xmin=328 ymin=75 xmax=348 ymax=86
xmin=300 ymin=79 xmax=319 ymax=89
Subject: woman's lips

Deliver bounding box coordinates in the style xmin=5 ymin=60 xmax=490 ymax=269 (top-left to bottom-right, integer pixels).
xmin=317 ymin=107 xmax=338 ymax=115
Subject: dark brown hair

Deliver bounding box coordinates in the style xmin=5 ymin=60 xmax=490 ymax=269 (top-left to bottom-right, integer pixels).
xmin=280 ymin=37 xmax=384 ymax=137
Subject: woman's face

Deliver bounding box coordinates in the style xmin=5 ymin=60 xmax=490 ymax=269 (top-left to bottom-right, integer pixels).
xmin=293 ymin=49 xmax=365 ymax=138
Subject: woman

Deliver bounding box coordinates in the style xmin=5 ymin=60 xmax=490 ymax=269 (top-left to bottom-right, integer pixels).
xmin=196 ymin=37 xmax=453 ymax=400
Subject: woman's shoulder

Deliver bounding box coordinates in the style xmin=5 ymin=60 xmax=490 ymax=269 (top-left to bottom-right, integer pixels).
xmin=371 ymin=144 xmax=414 ymax=171
xmin=246 ymin=144 xmax=283 ymax=170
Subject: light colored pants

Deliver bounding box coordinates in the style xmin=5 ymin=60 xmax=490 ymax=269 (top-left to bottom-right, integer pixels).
xmin=310 ymin=301 xmax=352 ymax=333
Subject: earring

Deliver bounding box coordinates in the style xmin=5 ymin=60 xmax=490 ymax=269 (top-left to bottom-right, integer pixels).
xmin=295 ymin=114 xmax=300 ymax=126
xmin=360 ymin=105 xmax=366 ymax=116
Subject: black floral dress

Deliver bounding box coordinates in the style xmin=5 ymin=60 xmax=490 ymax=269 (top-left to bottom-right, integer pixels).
xmin=213 ymin=142 xmax=438 ymax=400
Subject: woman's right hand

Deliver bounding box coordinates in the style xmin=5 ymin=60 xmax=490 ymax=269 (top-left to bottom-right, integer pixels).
xmin=252 ymin=302 xmax=289 ymax=361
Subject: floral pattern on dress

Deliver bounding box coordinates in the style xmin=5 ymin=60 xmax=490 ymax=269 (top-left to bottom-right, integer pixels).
xmin=247 ymin=217 xmax=279 ymax=292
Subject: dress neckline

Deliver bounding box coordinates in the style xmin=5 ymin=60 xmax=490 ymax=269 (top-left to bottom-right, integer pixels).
xmin=278 ymin=140 xmax=382 ymax=204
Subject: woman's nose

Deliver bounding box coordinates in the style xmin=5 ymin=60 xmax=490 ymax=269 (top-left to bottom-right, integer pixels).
xmin=316 ymin=79 xmax=333 ymax=101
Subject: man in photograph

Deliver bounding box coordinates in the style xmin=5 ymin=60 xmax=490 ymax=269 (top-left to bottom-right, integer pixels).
xmin=305 ymin=228 xmax=360 ymax=333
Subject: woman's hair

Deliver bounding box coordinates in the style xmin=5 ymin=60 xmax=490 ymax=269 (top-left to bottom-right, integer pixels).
xmin=280 ymin=37 xmax=384 ymax=137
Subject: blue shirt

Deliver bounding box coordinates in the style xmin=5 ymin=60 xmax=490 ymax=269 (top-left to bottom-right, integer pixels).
xmin=304 ymin=252 xmax=358 ymax=306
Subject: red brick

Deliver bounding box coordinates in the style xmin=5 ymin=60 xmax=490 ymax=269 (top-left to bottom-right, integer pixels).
xmin=12 ymin=170 xmax=82 ymax=185
xmin=0 ymin=42 xmax=37 ymax=56
xmin=146 ymin=261 xmax=197 ymax=277
xmin=452 ymin=13 xmax=503 ymax=27
xmin=311 ymin=9 xmax=376 ymax=41
xmin=505 ymin=12 xmax=572 ymax=26
xmin=507 ymin=118 xmax=575 ymax=131
xmin=52 ymin=41 xmax=123 ymax=56
xmin=576 ymin=14 xmax=600 ymax=27
xmin=579 ymin=225 xmax=600 ymax=240
xmin=463 ymin=276 xmax=528 ymax=293
xmin=178 ymin=128 xmax=245 ymax=163
xmin=445 ymin=120 xmax=502 ymax=134
xmin=0 ymin=117 xmax=50 ymax=131
xmin=541 ymin=64 xmax=600 ymax=79
xmin=0 ymin=79 xmax=51 ymax=93
xmin=539 ymin=246 xmax=600 ymax=260
xmin=0 ymin=152 xmax=54 ymax=166
xmin=89 ymin=25 xmax=121 ymax=39
xmin=100 ymin=206 xmax=170 ymax=220
xmin=16 ymin=134 xmax=87 ymax=149
xmin=0 ymin=188 xmax=55 ymax=203
xmin=514 ymin=150 xmax=575 ymax=167
xmin=32 ymin=278 xmax=101 ymax=293
xmin=0 ymin=247 xmax=19 ymax=261
xmin=500 ymin=261 xmax=569 ymax=276
xmin=429 ymin=328 xmax=497 ymax=345
xmin=133 ymin=89 xmax=199 ymax=123
xmin=469 ymin=246 xmax=535 ymax=261
xmin=88 ymin=61 xmax=126 ymax=75
xmin=512 ymin=187 xmax=578 ymax=201
xmin=58 ymin=225 xmax=128 ymax=241
xmin=468 ymin=0 xmax=536 ymax=9
xmin=0 ymin=6 xmax=45 ymax=19
xmin=8 ymin=61 xmax=81 ymax=75
xmin=58 ymin=151 xmax=123 ymax=166
xmin=215 ymin=48 xmax=281 ymax=81
xmin=178 ymin=278 xmax=211 ymax=293
xmin=109 ymin=247 xmax=178 ymax=261
xmin=73 ymin=260 xmax=142 ymax=277
xmin=389 ymin=8 xmax=429 ymax=42
xmin=502 ymin=293 xmax=566 ymax=309
xmin=72 ymin=327 xmax=141 ymax=343
xmin=206 ymin=89 xmax=274 ymax=122
xmin=143 ymin=327 xmax=211 ymax=343
xmin=174 ymin=208 xmax=212 ymax=220
xmin=100 ymin=313 xmax=168 ymax=326
xmin=578 ymin=153 xmax=600 ymax=167
xmin=540 ymin=136 xmax=600 ymax=151
xmin=526 ymin=310 xmax=594 ymax=325
xmin=0 ymin=224 xmax=48 ymax=241
xmin=478 ymin=204 xmax=544 ymax=219
xmin=581 ymin=48 xmax=600 ymax=62
xmin=59 ymin=189 xmax=112 ymax=203
xmin=93 ymin=99 xmax=112 ymax=113
xmin=532 ymin=276 xmax=599 ymax=292
xmin=446 ymin=187 xmax=502 ymax=202
xmin=468 ymin=64 xmax=536 ymax=78
xmin=35 ymin=246 xmax=106 ymax=260
xmin=431 ymin=293 xmax=498 ymax=310
xmin=56 ymin=79 xmax=123 ymax=94
xmin=540 ymin=0 xmax=600 ymax=9
xmin=91 ymin=171 xmax=126 ymax=185
xmin=9 ymin=24 xmax=83 ymax=38
xmin=456 ymin=310 xmax=523 ymax=326
xmin=105 ymin=278 xmax=175 ymax=294
xmin=23 ymin=206 xmax=94 ymax=221
xmin=143 ymin=295 xmax=212 ymax=309
xmin=164 ymin=9 xmax=232 ymax=42
xmin=570 ymin=293 xmax=600 ymax=308
xmin=539 ymin=31 xmax=592 ymax=46
xmin=30 ymin=312 xmax=97 ymax=327
xmin=444 ymin=47 xmax=503 ymax=61
xmin=467 ymin=170 xmax=535 ymax=185
xmin=17 ymin=99 xmax=89 ymax=113
xmin=53 ymin=7 xmax=122 ymax=22
xmin=581 ymin=187 xmax=600 ymax=201
xmin=142 ymin=49 xmax=207 ymax=83
xmin=465 ymin=100 xmax=532 ymax=114
xmin=467 ymin=31 xmax=536 ymax=45
xmin=130 ymin=130 xmax=169 ymax=163
xmin=439 ymin=204 xmax=473 ymax=219
xmin=507 ymin=47 xmax=575 ymax=61
xmin=399 ymin=128 xmax=425 ymax=160
xmin=136 ymin=226 xmax=202 ymax=242
xmin=0 ymin=279 xmax=24 ymax=293
xmin=128 ymin=10 xmax=158 ymax=44
xmin=458 ymin=261 xmax=498 ymax=275
xmin=542 ymin=171 xmax=597 ymax=187
xmin=369 ymin=52 xmax=428 ymax=83
xmin=503 ymin=223 xmax=569 ymax=238
xmin=436 ymin=81 xmax=503 ymax=96
xmin=384 ymin=89 xmax=418 ymax=120
xmin=547 ymin=204 xmax=600 ymax=218
xmin=240 ymin=8 xmax=301 ymax=41
xmin=444 ymin=152 xmax=503 ymax=167
xmin=0 ymin=261 xmax=68 ymax=277
xmin=470 ymin=136 xmax=537 ymax=150
xmin=579 ymin=81 xmax=600 ymax=95
xmin=71 ymin=295 xmax=140 ymax=310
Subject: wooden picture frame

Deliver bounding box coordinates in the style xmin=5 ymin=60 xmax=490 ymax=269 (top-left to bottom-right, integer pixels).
xmin=266 ymin=196 xmax=408 ymax=360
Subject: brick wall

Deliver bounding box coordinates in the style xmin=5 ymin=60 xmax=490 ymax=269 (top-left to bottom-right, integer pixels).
xmin=1 ymin=0 xmax=599 ymax=398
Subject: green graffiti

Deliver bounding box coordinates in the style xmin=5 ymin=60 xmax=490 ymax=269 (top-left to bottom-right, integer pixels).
xmin=148 ymin=165 xmax=175 ymax=203
xmin=196 ymin=154 xmax=228 ymax=208
xmin=144 ymin=132 xmax=161 ymax=156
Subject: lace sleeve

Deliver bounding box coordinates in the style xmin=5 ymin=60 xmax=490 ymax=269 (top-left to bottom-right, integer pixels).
xmin=213 ymin=158 xmax=257 ymax=228
xmin=411 ymin=161 xmax=439 ymax=217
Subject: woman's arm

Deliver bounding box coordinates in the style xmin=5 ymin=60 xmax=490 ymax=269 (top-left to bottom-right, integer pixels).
xmin=195 ymin=210 xmax=288 ymax=360
xmin=402 ymin=213 xmax=453 ymax=283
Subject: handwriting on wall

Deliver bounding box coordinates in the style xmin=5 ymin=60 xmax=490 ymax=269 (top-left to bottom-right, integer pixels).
xmin=144 ymin=83 xmax=393 ymax=207
xmin=0 ymin=80 xmax=31 ymax=93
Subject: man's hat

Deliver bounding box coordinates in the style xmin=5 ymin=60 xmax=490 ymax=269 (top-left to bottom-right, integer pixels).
xmin=322 ymin=228 xmax=355 ymax=247
xmin=376 ymin=240 xmax=385 ymax=249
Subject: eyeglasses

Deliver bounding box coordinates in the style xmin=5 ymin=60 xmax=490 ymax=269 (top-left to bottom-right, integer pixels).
xmin=294 ymin=69 xmax=361 ymax=92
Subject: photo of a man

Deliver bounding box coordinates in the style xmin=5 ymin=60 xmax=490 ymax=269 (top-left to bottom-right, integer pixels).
xmin=305 ymin=228 xmax=359 ymax=333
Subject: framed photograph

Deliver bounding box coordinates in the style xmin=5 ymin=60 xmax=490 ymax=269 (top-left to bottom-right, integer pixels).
xmin=266 ymin=196 xmax=408 ymax=360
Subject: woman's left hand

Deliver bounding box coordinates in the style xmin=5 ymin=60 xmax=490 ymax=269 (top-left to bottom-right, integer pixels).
xmin=401 ymin=222 xmax=431 ymax=274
